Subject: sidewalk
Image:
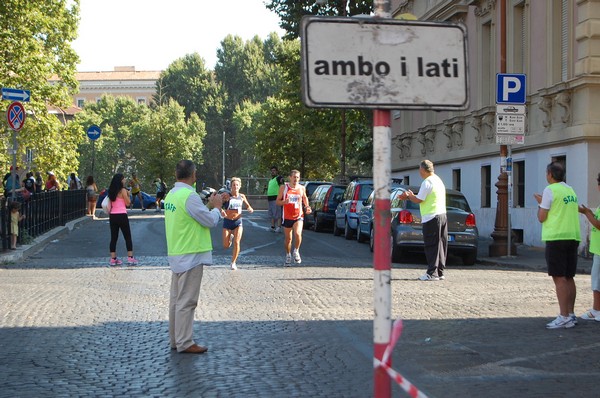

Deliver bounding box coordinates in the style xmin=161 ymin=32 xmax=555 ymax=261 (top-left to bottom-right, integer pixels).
xmin=477 ymin=237 xmax=593 ymax=274
xmin=0 ymin=216 xmax=92 ymax=264
xmin=1 ymin=218 xmax=594 ymax=275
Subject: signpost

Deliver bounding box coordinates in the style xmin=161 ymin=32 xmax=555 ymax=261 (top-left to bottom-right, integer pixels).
xmin=7 ymin=101 xmax=26 ymax=132
xmin=2 ymin=87 xmax=31 ymax=102
xmin=86 ymin=125 xmax=102 ymax=176
xmin=301 ymin=17 xmax=469 ymax=110
xmin=301 ymin=12 xmax=469 ymax=398
xmin=495 ymin=74 xmax=527 ymax=257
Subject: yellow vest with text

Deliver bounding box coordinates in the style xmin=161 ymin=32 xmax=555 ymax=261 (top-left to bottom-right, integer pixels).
xmin=419 ymin=175 xmax=446 ymax=217
xmin=541 ymin=183 xmax=580 ymax=242
xmin=589 ymin=207 xmax=600 ymax=255
xmin=164 ymin=187 xmax=212 ymax=255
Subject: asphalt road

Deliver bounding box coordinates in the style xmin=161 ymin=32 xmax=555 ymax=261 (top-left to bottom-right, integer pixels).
xmin=1 ymin=210 xmax=599 ymax=397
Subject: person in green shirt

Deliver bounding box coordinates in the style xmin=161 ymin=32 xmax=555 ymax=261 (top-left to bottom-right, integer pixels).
xmin=534 ymin=162 xmax=581 ymax=329
xmin=267 ymin=165 xmax=284 ymax=232
xmin=578 ymin=172 xmax=600 ymax=321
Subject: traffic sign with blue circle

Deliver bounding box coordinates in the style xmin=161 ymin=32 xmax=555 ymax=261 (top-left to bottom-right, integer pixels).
xmin=87 ymin=125 xmax=102 ymax=140
xmin=7 ymin=101 xmax=25 ymax=131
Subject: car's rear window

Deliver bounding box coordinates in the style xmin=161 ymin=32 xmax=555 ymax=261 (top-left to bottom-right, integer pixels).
xmin=447 ymin=194 xmax=471 ymax=212
xmin=358 ymin=184 xmax=374 ymax=201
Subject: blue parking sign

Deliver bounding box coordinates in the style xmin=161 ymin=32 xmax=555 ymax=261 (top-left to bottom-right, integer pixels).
xmin=496 ymin=74 xmax=526 ymax=104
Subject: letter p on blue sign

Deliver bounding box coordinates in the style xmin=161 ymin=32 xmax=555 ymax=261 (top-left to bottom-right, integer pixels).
xmin=496 ymin=73 xmax=526 ymax=104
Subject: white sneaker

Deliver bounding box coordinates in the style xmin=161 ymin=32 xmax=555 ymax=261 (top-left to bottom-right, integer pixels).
xmin=580 ymin=309 xmax=600 ymax=320
xmin=270 ymin=226 xmax=276 ymax=233
xmin=546 ymin=315 xmax=576 ymax=329
xmin=284 ymin=254 xmax=292 ymax=266
xmin=418 ymin=273 xmax=439 ymax=281
xmin=230 ymin=262 xmax=237 ymax=270
xmin=293 ymin=249 xmax=301 ymax=264
xmin=275 ymin=227 xmax=281 ymax=233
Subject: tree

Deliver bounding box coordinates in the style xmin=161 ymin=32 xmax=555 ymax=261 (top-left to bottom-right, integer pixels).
xmin=265 ymin=0 xmax=373 ymax=39
xmin=0 ymin=0 xmax=80 ymax=178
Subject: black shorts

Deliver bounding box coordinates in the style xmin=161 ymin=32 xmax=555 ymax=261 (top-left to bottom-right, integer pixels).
xmin=282 ymin=218 xmax=303 ymax=228
xmin=545 ymin=240 xmax=579 ymax=277
xmin=223 ymin=218 xmax=242 ymax=231
xmin=156 ymin=191 xmax=165 ymax=199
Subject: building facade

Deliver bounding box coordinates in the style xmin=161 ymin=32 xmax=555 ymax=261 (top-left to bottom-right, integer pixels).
xmin=389 ymin=0 xmax=600 ymax=251
xmin=54 ymin=66 xmax=161 ymax=108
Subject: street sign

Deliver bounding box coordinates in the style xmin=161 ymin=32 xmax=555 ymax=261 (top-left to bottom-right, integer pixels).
xmin=7 ymin=101 xmax=26 ymax=131
xmin=495 ymin=104 xmax=526 ymax=145
xmin=87 ymin=125 xmax=102 ymax=140
xmin=496 ymin=74 xmax=526 ymax=104
xmin=2 ymin=87 xmax=31 ymax=102
xmin=300 ymin=16 xmax=469 ymax=110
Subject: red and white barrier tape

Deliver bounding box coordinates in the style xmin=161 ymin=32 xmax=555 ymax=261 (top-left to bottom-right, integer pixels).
xmin=373 ymin=319 xmax=429 ymax=398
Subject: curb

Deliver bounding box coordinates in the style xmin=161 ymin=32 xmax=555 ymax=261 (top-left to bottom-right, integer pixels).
xmin=0 ymin=216 xmax=92 ymax=264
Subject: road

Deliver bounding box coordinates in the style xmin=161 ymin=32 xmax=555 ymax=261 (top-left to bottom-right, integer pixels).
xmin=1 ymin=210 xmax=598 ymax=397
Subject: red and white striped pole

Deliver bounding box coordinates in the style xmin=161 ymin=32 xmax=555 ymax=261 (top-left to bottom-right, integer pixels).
xmin=373 ymin=3 xmax=392 ymax=396
xmin=373 ymin=109 xmax=392 ymax=397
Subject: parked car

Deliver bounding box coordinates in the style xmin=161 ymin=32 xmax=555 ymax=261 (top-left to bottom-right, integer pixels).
xmin=300 ymin=181 xmax=330 ymax=200
xmin=334 ymin=177 xmax=403 ymax=240
xmin=388 ymin=187 xmax=479 ymax=265
xmin=356 ymin=187 xmax=404 ymax=244
xmin=96 ymin=189 xmax=157 ymax=210
xmin=306 ymin=183 xmax=347 ymax=232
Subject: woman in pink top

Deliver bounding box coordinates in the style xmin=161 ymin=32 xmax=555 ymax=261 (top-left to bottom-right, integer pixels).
xmin=108 ymin=173 xmax=138 ymax=266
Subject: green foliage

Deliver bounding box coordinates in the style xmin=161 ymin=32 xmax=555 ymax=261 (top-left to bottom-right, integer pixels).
xmin=265 ymin=0 xmax=373 ymax=39
xmin=0 ymin=0 xmax=80 ymax=179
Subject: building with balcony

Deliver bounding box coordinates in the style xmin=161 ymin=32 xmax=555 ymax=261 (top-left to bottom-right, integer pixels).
xmin=389 ymin=0 xmax=600 ymax=252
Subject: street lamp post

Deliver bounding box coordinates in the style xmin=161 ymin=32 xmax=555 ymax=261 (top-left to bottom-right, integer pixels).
xmin=222 ymin=131 xmax=225 ymax=188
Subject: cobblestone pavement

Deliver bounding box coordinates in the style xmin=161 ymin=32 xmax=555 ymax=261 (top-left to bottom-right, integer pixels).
xmin=1 ymin=213 xmax=599 ymax=397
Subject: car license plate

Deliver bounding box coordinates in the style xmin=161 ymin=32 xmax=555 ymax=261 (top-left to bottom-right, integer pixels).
xmin=448 ymin=235 xmax=455 ymax=242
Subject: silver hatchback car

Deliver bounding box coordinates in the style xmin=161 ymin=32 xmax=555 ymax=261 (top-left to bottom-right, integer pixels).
xmin=388 ymin=186 xmax=479 ymax=265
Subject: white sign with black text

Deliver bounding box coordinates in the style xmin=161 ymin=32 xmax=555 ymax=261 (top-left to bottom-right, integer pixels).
xmin=495 ymin=104 xmax=526 ymax=145
xmin=300 ymin=16 xmax=469 ymax=110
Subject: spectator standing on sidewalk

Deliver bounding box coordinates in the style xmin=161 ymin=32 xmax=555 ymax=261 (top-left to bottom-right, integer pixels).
xmin=267 ymin=166 xmax=284 ymax=233
xmin=164 ymin=160 xmax=224 ymax=354
xmin=107 ymin=173 xmax=138 ymax=266
xmin=534 ymin=161 xmax=581 ymax=329
xmin=578 ymin=172 xmax=600 ymax=321
xmin=9 ymin=201 xmax=25 ymax=250
xmin=399 ymin=159 xmax=448 ymax=281
xmin=276 ymin=169 xmax=311 ymax=266
xmin=86 ymin=176 xmax=99 ymax=217
xmin=221 ymin=177 xmax=254 ymax=270
xmin=154 ymin=178 xmax=167 ymax=212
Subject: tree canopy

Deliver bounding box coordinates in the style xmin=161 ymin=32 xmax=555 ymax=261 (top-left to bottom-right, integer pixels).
xmin=0 ymin=0 xmax=81 ymax=179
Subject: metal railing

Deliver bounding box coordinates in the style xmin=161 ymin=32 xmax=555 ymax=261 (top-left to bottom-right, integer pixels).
xmin=1 ymin=190 xmax=87 ymax=252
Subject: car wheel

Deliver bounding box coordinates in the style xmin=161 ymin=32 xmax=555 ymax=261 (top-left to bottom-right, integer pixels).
xmin=344 ymin=219 xmax=354 ymax=240
xmin=391 ymin=234 xmax=404 ymax=263
xmin=462 ymin=251 xmax=477 ymax=266
xmin=333 ymin=219 xmax=342 ymax=236
xmin=314 ymin=213 xmax=323 ymax=232
xmin=357 ymin=224 xmax=367 ymax=243
xmin=369 ymin=227 xmax=374 ymax=252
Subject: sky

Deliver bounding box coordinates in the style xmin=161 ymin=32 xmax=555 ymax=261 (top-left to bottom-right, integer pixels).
xmin=71 ymin=0 xmax=285 ymax=72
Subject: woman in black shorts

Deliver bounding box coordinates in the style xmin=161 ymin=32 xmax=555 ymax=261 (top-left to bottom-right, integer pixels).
xmin=222 ymin=177 xmax=253 ymax=270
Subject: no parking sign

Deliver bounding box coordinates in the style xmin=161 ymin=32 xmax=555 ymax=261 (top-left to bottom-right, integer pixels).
xmin=7 ymin=101 xmax=25 ymax=131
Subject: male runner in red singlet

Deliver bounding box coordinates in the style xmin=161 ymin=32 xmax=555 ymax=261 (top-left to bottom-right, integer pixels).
xmin=276 ymin=170 xmax=311 ymax=266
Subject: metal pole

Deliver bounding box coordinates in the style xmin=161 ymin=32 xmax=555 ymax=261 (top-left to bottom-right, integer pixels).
xmin=373 ymin=4 xmax=392 ymax=397
xmin=10 ymin=128 xmax=17 ymax=201
xmin=91 ymin=139 xmax=96 ymax=177
xmin=222 ymin=131 xmax=225 ymax=187
xmin=507 ymin=145 xmax=512 ymax=256
xmin=373 ymin=110 xmax=392 ymax=398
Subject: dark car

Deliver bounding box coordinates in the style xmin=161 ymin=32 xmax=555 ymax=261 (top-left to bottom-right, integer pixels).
xmin=334 ymin=177 xmax=403 ymax=240
xmin=389 ymin=187 xmax=479 ymax=265
xmin=300 ymin=181 xmax=330 ymax=200
xmin=306 ymin=183 xmax=346 ymax=232
xmin=356 ymin=187 xmax=404 ymax=245
xmin=97 ymin=189 xmax=157 ymax=210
